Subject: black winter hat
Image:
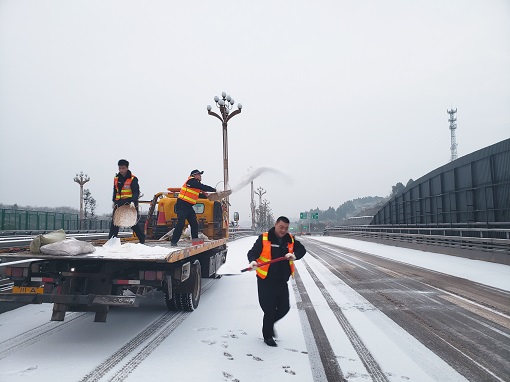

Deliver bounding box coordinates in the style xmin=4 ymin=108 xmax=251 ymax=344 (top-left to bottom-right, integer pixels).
xmin=190 ymin=169 xmax=204 ymax=176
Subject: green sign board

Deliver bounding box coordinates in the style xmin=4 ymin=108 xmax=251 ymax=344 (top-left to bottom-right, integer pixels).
xmin=300 ymin=212 xmax=307 ymax=219
xmin=311 ymin=213 xmax=319 ymax=219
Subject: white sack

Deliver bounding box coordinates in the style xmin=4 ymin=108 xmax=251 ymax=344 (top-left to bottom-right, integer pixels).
xmin=40 ymin=238 xmax=96 ymax=256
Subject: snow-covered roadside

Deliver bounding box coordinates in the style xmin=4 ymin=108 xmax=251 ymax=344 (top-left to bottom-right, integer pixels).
xmin=311 ymin=236 xmax=510 ymax=291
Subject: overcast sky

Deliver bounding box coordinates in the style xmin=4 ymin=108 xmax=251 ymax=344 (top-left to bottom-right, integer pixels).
xmin=0 ymin=0 xmax=509 ymax=223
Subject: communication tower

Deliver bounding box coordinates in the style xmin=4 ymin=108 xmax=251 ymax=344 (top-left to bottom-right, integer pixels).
xmin=447 ymin=108 xmax=458 ymax=161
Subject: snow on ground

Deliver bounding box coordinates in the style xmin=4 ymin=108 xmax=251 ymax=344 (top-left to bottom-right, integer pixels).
xmin=1 ymin=236 xmax=508 ymax=381
xmin=312 ymin=236 xmax=510 ymax=291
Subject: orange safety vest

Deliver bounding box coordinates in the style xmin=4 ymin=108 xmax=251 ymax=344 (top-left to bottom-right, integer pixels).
xmin=256 ymin=232 xmax=295 ymax=279
xmin=114 ymin=175 xmax=135 ymax=200
xmin=178 ymin=177 xmax=201 ymax=205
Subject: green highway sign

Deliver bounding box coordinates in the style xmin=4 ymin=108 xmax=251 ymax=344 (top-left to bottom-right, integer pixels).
xmin=300 ymin=212 xmax=307 ymax=219
xmin=311 ymin=213 xmax=319 ymax=219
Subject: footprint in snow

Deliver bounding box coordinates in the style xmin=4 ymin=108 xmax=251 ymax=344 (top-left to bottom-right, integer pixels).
xmin=201 ymin=339 xmax=216 ymax=346
xmin=223 ymin=352 xmax=234 ymax=360
xmin=282 ymin=365 xmax=296 ymax=375
xmin=197 ymin=327 xmax=218 ymax=332
xmin=222 ymin=372 xmax=240 ymax=382
xmin=246 ymin=353 xmax=263 ymax=361
xmin=221 ymin=342 xmax=228 ymax=348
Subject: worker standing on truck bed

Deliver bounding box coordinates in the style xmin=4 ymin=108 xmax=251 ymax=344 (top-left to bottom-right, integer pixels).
xmin=108 ymin=159 xmax=145 ymax=244
xmin=247 ymin=216 xmax=306 ymax=347
xmin=170 ymin=169 xmax=216 ymax=246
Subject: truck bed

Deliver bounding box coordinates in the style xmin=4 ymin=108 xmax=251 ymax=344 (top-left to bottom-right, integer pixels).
xmin=0 ymin=238 xmax=227 ymax=264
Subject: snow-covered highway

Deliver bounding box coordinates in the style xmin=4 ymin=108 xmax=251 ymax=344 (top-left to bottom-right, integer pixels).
xmin=0 ymin=236 xmax=509 ymax=382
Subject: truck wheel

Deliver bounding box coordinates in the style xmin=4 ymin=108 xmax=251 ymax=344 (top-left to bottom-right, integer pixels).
xmin=178 ymin=260 xmax=201 ymax=312
xmin=163 ymin=279 xmax=179 ymax=311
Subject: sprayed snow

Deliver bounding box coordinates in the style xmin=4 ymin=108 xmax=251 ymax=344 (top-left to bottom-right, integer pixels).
xmin=230 ymin=167 xmax=293 ymax=193
xmin=0 ymin=236 xmax=506 ymax=381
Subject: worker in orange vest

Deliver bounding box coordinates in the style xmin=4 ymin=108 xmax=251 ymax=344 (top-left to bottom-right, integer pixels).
xmin=170 ymin=169 xmax=216 ymax=246
xmin=108 ymin=159 xmax=145 ymax=243
xmin=247 ymin=216 xmax=306 ymax=346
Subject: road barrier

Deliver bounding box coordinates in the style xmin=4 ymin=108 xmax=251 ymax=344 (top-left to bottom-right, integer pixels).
xmin=0 ymin=209 xmax=111 ymax=231
xmin=324 ymin=225 xmax=510 ymax=264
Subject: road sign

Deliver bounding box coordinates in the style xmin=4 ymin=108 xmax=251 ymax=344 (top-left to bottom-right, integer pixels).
xmin=300 ymin=212 xmax=307 ymax=219
xmin=311 ymin=213 xmax=319 ymax=219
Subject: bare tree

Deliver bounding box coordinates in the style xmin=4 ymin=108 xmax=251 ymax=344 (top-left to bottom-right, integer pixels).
xmin=83 ymin=189 xmax=97 ymax=219
xmin=256 ymin=199 xmax=274 ymax=232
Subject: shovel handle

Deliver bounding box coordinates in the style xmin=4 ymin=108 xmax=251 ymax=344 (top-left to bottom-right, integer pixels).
xmin=241 ymin=257 xmax=288 ymax=273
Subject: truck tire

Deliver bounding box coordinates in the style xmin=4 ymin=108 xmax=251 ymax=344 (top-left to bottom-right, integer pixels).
xmin=163 ymin=278 xmax=179 ymax=311
xmin=177 ymin=260 xmax=201 ymax=312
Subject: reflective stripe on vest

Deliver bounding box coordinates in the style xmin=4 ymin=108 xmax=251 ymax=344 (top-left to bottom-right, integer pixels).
xmin=178 ymin=177 xmax=201 ymax=205
xmin=256 ymin=232 xmax=295 ymax=279
xmin=114 ymin=176 xmax=134 ymax=200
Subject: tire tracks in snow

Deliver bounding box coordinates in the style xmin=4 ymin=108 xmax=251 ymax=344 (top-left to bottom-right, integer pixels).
xmin=300 ymin=255 xmax=390 ymax=382
xmin=293 ymin=268 xmax=347 ymax=382
xmin=80 ymin=278 xmax=219 ymax=382
xmin=0 ymin=312 xmax=90 ymax=360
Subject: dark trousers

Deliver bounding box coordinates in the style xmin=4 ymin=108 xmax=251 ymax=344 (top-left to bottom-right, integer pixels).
xmin=257 ymin=277 xmax=290 ymax=339
xmin=171 ymin=202 xmax=198 ymax=244
xmin=108 ymin=220 xmax=145 ymax=243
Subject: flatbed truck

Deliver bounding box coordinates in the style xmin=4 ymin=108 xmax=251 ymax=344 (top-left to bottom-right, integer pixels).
xmin=0 ymin=189 xmax=230 ymax=322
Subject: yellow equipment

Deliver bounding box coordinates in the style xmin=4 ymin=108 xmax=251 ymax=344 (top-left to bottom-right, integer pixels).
xmin=142 ymin=188 xmax=229 ymax=241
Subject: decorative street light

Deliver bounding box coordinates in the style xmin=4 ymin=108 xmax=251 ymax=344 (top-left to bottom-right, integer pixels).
xmin=207 ymin=92 xmax=242 ymax=212
xmin=73 ymin=171 xmax=90 ymax=229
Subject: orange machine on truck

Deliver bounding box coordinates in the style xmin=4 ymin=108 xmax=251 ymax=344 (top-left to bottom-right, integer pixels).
xmin=0 ymin=190 xmax=230 ymax=322
xmin=142 ymin=188 xmax=229 ymax=242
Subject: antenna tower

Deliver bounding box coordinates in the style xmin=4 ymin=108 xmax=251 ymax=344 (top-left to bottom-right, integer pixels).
xmin=447 ymin=108 xmax=458 ymax=161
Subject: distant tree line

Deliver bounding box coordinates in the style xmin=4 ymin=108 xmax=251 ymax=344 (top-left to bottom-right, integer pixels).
xmin=299 ymin=179 xmax=414 ymax=224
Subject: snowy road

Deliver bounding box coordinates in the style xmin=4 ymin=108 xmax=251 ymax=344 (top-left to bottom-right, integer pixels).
xmin=0 ymin=236 xmax=509 ymax=382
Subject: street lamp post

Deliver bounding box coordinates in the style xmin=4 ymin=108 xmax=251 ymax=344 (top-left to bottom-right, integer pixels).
xmin=73 ymin=172 xmax=90 ymax=229
xmin=207 ymin=92 xmax=242 ymax=219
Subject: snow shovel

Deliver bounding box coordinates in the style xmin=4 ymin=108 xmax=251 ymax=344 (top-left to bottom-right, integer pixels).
xmin=207 ymin=189 xmax=232 ymax=201
xmin=216 ymin=257 xmax=288 ymax=276
xmin=113 ymin=204 xmax=138 ymax=228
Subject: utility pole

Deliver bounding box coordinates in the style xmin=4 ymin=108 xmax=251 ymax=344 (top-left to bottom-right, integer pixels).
xmin=250 ymin=180 xmax=256 ymax=230
xmin=254 ymin=187 xmax=266 ymax=231
xmin=73 ymin=172 xmax=90 ymax=229
xmin=447 ymin=108 xmax=458 ymax=161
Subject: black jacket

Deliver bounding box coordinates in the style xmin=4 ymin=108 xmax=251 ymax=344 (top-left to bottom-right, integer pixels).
xmin=176 ymin=178 xmax=216 ymax=208
xmin=247 ymin=227 xmax=306 ymax=282
xmin=112 ymin=170 xmax=140 ymax=206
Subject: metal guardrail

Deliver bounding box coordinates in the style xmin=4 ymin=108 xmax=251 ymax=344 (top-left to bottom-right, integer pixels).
xmin=324 ymin=225 xmax=510 ymax=255
xmin=228 ymin=228 xmax=256 ymax=240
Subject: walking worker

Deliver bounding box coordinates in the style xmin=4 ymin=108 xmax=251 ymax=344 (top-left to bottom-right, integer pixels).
xmin=108 ymin=159 xmax=145 ymax=244
xmin=170 ymin=169 xmax=216 ymax=246
xmin=247 ymin=216 xmax=306 ymax=347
